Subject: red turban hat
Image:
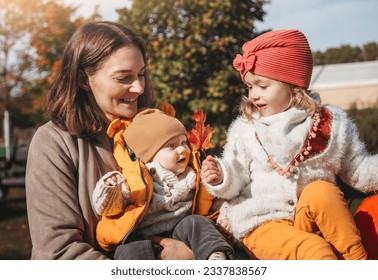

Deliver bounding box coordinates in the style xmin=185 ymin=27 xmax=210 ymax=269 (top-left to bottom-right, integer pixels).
xmin=233 ymin=29 xmax=313 ymax=89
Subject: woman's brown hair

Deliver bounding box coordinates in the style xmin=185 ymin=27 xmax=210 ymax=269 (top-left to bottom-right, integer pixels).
xmin=45 ymin=21 xmax=154 ymax=140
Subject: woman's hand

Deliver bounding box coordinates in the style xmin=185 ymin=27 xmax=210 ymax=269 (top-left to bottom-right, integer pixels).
xmin=201 ymin=155 xmax=223 ymax=185
xmin=151 ymin=236 xmax=195 ymax=260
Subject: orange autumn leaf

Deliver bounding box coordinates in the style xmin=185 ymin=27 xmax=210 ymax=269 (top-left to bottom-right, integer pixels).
xmin=188 ymin=109 xmax=215 ymax=156
xmin=156 ymin=102 xmax=176 ymax=117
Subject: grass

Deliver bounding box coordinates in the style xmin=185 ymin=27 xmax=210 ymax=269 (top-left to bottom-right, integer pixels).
xmin=0 ymin=187 xmax=32 ymax=260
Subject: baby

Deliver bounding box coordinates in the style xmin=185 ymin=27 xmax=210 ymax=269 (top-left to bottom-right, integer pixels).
xmin=93 ymin=108 xmax=233 ymax=260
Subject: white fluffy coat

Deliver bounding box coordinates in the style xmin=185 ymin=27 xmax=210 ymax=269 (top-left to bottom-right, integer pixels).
xmin=205 ymin=105 xmax=378 ymax=240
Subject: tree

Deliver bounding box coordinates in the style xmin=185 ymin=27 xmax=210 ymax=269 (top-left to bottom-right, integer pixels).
xmin=313 ymin=42 xmax=378 ymax=66
xmin=26 ymin=0 xmax=86 ymax=126
xmin=118 ymin=0 xmax=267 ymax=148
xmin=348 ymin=105 xmax=378 ymax=154
xmin=0 ymin=0 xmax=37 ymax=113
xmin=0 ymin=0 xmax=98 ymax=129
xmin=314 ymin=45 xmax=363 ymax=65
xmin=362 ymin=42 xmax=378 ymax=61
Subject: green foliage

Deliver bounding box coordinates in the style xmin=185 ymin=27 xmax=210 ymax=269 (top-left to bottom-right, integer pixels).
xmin=347 ymin=105 xmax=378 ymax=154
xmin=363 ymin=42 xmax=378 ymax=61
xmin=313 ymin=42 xmax=378 ymax=65
xmin=118 ymin=0 xmax=267 ymax=148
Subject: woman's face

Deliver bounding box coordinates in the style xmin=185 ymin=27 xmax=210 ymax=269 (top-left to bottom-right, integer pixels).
xmin=87 ymin=46 xmax=146 ymax=123
xmin=244 ymin=72 xmax=292 ymax=117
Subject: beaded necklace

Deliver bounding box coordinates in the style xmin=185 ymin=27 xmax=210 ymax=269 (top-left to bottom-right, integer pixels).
xmin=255 ymin=111 xmax=322 ymax=178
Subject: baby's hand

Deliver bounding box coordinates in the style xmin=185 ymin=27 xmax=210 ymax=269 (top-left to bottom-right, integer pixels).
xmin=104 ymin=173 xmax=123 ymax=187
xmin=94 ymin=171 xmax=130 ymax=216
xmin=104 ymin=172 xmax=131 ymax=193
xmin=217 ymin=218 xmax=233 ymax=237
xmin=201 ymin=155 xmax=223 ymax=185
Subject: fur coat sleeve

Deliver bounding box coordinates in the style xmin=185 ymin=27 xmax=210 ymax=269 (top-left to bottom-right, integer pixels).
xmin=330 ymin=106 xmax=378 ymax=193
xmin=204 ymin=117 xmax=254 ymax=200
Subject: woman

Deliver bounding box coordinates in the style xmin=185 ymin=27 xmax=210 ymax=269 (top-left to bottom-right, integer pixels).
xmin=26 ymin=21 xmax=194 ymax=260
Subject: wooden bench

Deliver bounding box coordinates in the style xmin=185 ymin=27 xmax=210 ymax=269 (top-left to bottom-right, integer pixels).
xmin=0 ymin=144 xmax=28 ymax=200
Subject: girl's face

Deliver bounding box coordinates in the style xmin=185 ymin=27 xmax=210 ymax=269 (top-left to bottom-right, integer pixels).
xmin=87 ymin=46 xmax=146 ymax=123
xmin=152 ymin=134 xmax=191 ymax=176
xmin=244 ymin=72 xmax=293 ymax=117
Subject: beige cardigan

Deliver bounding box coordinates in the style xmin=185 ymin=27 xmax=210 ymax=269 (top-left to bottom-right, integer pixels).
xmin=26 ymin=121 xmax=118 ymax=259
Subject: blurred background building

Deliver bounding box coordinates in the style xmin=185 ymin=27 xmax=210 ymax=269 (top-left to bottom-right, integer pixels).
xmin=311 ymin=60 xmax=378 ymax=109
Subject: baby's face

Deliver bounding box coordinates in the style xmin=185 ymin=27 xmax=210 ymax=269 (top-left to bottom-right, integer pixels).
xmin=152 ymin=134 xmax=190 ymax=176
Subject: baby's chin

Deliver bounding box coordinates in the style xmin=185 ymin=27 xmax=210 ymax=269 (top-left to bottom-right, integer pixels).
xmin=172 ymin=165 xmax=189 ymax=176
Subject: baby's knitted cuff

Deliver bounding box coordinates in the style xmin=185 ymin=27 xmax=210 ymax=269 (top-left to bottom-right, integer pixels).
xmin=92 ymin=171 xmax=130 ymax=217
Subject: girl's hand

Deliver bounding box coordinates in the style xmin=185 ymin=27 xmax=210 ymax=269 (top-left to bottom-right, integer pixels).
xmin=201 ymin=155 xmax=224 ymax=185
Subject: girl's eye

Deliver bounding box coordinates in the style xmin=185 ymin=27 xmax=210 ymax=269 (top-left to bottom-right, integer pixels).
xmin=181 ymin=141 xmax=188 ymax=146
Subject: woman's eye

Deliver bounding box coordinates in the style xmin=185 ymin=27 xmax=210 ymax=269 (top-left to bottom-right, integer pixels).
xmin=115 ymin=76 xmax=129 ymax=81
xmin=169 ymin=143 xmax=175 ymax=149
xmin=181 ymin=141 xmax=188 ymax=146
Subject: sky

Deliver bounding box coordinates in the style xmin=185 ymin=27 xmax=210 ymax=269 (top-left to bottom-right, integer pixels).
xmin=63 ymin=0 xmax=378 ymax=52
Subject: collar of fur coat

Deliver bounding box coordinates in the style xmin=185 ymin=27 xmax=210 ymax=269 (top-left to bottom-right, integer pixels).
xmin=253 ymin=107 xmax=312 ymax=166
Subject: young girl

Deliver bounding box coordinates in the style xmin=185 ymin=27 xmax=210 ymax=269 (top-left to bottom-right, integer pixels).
xmin=201 ymin=29 xmax=378 ymax=260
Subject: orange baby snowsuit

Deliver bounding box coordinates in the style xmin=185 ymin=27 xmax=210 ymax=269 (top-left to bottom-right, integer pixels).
xmin=95 ymin=118 xmax=216 ymax=252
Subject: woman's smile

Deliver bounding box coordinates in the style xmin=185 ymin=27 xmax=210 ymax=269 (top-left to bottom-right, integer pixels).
xmin=119 ymin=97 xmax=138 ymax=104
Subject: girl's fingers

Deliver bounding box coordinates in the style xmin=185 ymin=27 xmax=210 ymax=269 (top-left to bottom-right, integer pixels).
xmin=203 ymin=170 xmax=221 ymax=184
xmin=202 ymin=161 xmax=219 ymax=172
xmin=203 ymin=167 xmax=221 ymax=177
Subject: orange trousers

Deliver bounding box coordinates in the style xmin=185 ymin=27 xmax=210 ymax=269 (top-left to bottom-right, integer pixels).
xmin=242 ymin=181 xmax=367 ymax=260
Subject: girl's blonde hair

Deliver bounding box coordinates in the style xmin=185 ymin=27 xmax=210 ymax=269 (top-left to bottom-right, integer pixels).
xmin=239 ymin=85 xmax=321 ymax=121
